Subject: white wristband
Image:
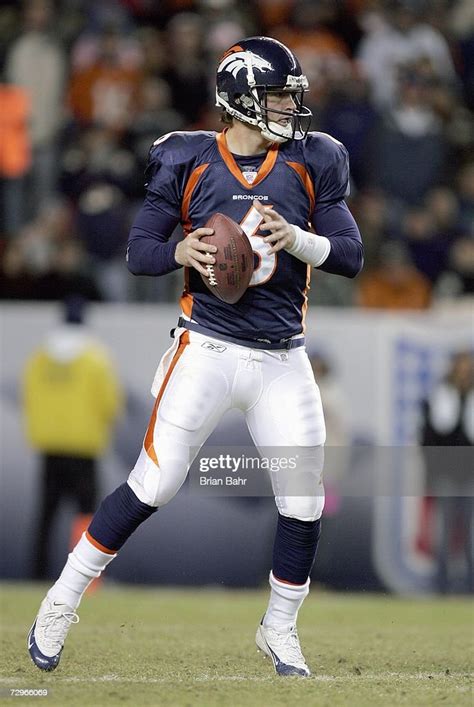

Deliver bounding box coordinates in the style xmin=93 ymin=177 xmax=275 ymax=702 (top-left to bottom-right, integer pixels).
xmin=286 ymin=225 xmax=331 ymax=268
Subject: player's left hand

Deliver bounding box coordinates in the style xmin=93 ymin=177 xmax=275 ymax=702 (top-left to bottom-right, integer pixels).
xmin=254 ymin=200 xmax=296 ymax=254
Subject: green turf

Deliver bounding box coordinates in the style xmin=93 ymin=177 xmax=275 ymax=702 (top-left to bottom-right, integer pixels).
xmin=0 ymin=583 xmax=472 ymax=706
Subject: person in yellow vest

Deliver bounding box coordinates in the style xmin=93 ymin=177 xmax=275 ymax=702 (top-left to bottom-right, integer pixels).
xmin=23 ymin=296 xmax=123 ymax=580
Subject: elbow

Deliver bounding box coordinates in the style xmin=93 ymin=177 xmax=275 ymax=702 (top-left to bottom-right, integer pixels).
xmin=344 ymin=242 xmax=364 ymax=278
xmin=347 ymin=251 xmax=364 ymax=279
xmin=126 ymin=257 xmax=141 ymax=276
xmin=126 ymin=245 xmax=144 ymax=276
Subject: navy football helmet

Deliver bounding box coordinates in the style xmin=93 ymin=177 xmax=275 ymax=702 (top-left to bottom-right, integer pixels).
xmin=216 ymin=36 xmax=312 ymax=143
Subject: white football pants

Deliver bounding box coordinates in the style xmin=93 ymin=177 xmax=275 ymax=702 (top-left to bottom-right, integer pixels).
xmin=127 ymin=327 xmax=326 ymax=521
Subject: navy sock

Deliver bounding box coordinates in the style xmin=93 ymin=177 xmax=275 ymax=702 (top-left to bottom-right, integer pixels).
xmin=87 ymin=483 xmax=157 ymax=552
xmin=272 ymin=513 xmax=321 ymax=585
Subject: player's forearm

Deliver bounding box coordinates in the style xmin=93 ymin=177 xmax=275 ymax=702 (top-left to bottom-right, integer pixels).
xmin=126 ymin=196 xmax=182 ymax=276
xmin=127 ymin=236 xmax=181 ymax=276
xmin=286 ymin=224 xmax=363 ymax=278
xmin=286 ymin=227 xmax=331 ymax=267
xmin=317 ymin=233 xmax=364 ymax=278
xmin=311 ymin=200 xmax=364 ymax=278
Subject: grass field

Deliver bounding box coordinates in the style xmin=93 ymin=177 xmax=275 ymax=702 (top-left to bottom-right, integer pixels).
xmin=0 ymin=583 xmax=472 ymax=706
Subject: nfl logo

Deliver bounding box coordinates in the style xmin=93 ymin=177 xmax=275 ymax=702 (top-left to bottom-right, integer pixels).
xmin=242 ymin=170 xmax=257 ymax=185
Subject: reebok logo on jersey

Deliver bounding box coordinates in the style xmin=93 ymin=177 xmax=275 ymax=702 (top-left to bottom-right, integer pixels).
xmin=232 ymin=194 xmax=268 ymax=200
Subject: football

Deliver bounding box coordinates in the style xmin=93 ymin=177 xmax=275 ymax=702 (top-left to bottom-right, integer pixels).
xmin=200 ymin=213 xmax=254 ymax=304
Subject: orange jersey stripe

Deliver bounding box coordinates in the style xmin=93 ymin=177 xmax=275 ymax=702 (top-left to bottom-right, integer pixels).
xmin=180 ymin=291 xmax=194 ymax=318
xmin=301 ymin=264 xmax=312 ymax=333
xmin=181 ymin=163 xmax=210 ymax=230
xmin=144 ymin=331 xmax=190 ymax=465
xmin=216 ymin=130 xmax=279 ymax=189
xmin=179 ymin=264 xmax=194 ymax=319
xmin=286 ymin=161 xmax=316 ymax=218
xmin=86 ymin=530 xmax=117 ymax=555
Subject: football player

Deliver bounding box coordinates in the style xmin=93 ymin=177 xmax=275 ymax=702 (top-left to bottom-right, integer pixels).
xmin=28 ymin=37 xmax=363 ymax=677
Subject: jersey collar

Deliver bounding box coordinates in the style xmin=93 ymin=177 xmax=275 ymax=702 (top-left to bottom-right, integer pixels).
xmin=216 ymin=129 xmax=279 ymax=190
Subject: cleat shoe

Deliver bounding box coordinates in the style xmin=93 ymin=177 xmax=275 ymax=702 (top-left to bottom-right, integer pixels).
xmin=256 ymin=622 xmax=311 ymax=677
xmin=27 ymin=597 xmax=79 ymax=671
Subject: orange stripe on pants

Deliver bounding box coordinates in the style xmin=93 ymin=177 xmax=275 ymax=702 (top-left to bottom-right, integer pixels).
xmin=144 ymin=331 xmax=190 ymax=465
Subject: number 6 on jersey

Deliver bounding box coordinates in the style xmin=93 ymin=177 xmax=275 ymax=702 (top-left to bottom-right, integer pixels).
xmin=240 ymin=204 xmax=277 ymax=286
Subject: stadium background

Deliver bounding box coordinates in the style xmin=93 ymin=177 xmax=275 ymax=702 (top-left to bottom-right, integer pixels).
xmin=1 ymin=0 xmax=472 ymax=594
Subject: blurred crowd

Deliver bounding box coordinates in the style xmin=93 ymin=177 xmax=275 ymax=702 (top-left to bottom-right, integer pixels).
xmin=0 ymin=0 xmax=473 ymax=308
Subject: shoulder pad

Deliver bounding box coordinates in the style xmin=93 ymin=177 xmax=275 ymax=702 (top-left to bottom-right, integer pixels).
xmin=302 ymin=132 xmax=350 ymax=204
xmin=148 ymin=131 xmax=215 ymax=166
xmin=304 ymin=131 xmax=347 ymax=165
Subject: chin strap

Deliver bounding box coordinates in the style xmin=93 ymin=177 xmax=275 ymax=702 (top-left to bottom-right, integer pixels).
xmin=259 ymin=120 xmax=291 ymax=143
xmin=250 ymin=87 xmax=291 ymax=143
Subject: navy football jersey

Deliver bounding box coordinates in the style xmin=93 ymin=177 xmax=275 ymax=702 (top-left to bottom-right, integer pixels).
xmin=144 ymin=129 xmax=351 ymax=342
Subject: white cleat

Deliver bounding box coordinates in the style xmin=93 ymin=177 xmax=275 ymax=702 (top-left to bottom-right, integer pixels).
xmin=256 ymin=622 xmax=311 ymax=677
xmin=27 ymin=597 xmax=79 ymax=671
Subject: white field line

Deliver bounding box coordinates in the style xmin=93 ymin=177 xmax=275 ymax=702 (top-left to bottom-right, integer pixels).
xmin=0 ymin=672 xmax=472 ymax=685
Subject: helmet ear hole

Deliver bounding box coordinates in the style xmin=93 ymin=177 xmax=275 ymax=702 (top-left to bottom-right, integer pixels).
xmin=239 ymin=94 xmax=255 ymax=109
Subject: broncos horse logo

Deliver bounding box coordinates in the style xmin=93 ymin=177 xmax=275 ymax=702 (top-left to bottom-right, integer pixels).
xmin=217 ymin=50 xmax=273 ymax=78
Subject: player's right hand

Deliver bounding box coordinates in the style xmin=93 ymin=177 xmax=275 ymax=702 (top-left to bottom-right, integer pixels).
xmin=175 ymin=228 xmax=217 ymax=277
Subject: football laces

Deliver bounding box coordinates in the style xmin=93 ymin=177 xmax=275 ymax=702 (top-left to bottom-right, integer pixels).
xmin=206 ymin=263 xmax=218 ymax=287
